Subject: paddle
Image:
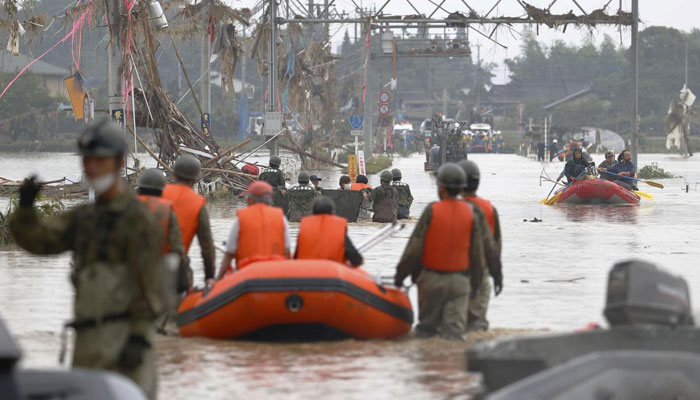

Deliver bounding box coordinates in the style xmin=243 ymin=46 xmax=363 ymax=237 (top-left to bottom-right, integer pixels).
xmin=634 ymin=190 xmax=654 ymax=200
xmin=540 ymin=180 xmax=560 ymax=204
xmin=356 ymin=223 xmax=406 ymax=253
xmin=540 ymin=169 xmax=566 ymax=204
xmin=542 ymin=167 xmax=589 ymax=205
xmin=600 ymin=170 xmax=665 ymax=189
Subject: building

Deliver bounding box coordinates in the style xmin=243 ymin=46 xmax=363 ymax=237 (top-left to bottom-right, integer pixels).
xmin=0 ymin=52 xmax=70 ymax=98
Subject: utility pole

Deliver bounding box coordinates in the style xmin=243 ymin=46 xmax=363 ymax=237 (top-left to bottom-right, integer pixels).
xmin=307 ymin=0 xmax=314 ymax=41
xmin=268 ymin=0 xmax=279 ymax=156
xmin=630 ymin=0 xmax=639 ymax=167
xmin=107 ymin=0 xmax=124 ymax=127
xmin=323 ymin=0 xmax=329 ymax=42
xmin=200 ymin=5 xmax=211 ymax=136
xmin=241 ymin=28 xmax=247 ymax=99
xmin=442 ymin=88 xmax=447 ymax=116
xmin=363 ymin=26 xmax=373 ymax=156
xmin=685 ymin=40 xmax=688 ymax=87
xmin=475 ymin=43 xmax=481 ymax=110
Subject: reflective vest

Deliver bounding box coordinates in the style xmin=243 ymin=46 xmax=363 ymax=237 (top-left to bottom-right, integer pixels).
xmin=464 ymin=195 xmax=495 ymax=235
xmin=162 ymin=184 xmax=206 ymax=252
xmin=236 ymin=203 xmax=286 ymax=267
xmin=421 ymin=199 xmax=473 ymax=272
xmin=137 ymin=194 xmax=173 ymax=254
xmin=351 ymin=182 xmax=372 ymax=191
xmin=296 ymin=214 xmax=346 ymax=263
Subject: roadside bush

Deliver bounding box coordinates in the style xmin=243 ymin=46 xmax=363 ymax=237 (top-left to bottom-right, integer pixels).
xmin=638 ymin=162 xmax=673 ymax=179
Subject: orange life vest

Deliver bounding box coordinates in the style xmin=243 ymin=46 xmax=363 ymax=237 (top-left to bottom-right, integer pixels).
xmin=236 ymin=203 xmax=286 ymax=268
xmin=137 ymin=194 xmax=174 ymax=254
xmin=464 ymin=195 xmax=495 ymax=235
xmin=162 ymin=184 xmax=206 ymax=252
xmin=351 ymin=182 xmax=372 ymax=191
xmin=296 ymin=214 xmax=347 ymax=263
xmin=421 ymin=199 xmax=473 ymax=272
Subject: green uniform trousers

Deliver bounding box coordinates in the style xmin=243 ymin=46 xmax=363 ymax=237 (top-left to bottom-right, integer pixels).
xmin=415 ymin=269 xmax=471 ymax=341
xmin=467 ymin=272 xmax=491 ymax=331
xmin=73 ymin=324 xmax=156 ymax=400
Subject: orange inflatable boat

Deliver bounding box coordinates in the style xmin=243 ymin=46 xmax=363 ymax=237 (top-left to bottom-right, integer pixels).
xmin=175 ymin=259 xmax=413 ymax=340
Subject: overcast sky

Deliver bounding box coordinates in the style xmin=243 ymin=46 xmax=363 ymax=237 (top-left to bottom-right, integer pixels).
xmin=227 ymin=0 xmax=699 ymax=82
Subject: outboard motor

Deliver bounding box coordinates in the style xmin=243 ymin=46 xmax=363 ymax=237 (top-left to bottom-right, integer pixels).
xmin=0 ymin=317 xmax=22 ymax=400
xmin=605 ymin=260 xmax=694 ymax=327
xmin=466 ymin=259 xmax=700 ymax=396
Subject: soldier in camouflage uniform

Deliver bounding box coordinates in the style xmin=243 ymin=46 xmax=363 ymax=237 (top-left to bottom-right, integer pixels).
xmin=459 ymin=160 xmax=503 ymax=332
xmin=390 ymin=168 xmax=414 ymax=219
xmin=258 ymin=155 xmax=288 ymax=212
xmin=9 ymin=119 xmax=163 ymax=399
xmin=394 ymin=164 xmax=488 ymax=341
xmin=286 ymin=171 xmax=320 ymax=222
xmin=370 ymin=170 xmax=398 ymax=223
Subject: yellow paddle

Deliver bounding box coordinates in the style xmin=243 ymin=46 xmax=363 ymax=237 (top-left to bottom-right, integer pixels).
xmin=634 ymin=190 xmax=654 ymax=200
xmin=544 ymin=192 xmax=562 ymax=205
xmin=640 ymin=180 xmax=664 ymax=189
xmin=600 ymin=170 xmax=664 ymax=189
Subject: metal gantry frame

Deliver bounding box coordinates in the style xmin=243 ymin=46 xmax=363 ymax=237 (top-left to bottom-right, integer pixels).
xmin=261 ymin=0 xmax=639 ymax=162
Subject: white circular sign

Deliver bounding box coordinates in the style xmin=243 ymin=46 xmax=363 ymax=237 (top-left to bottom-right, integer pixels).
xmin=379 ymin=103 xmax=390 ymax=115
xmin=379 ymin=91 xmax=390 ymax=103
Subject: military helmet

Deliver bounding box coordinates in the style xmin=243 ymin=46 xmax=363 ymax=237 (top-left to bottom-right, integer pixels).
xmin=269 ymin=155 xmax=282 ymax=168
xmin=380 ymin=170 xmax=393 ymax=182
xmin=458 ymin=160 xmax=480 ymax=181
xmin=298 ymin=171 xmax=310 ymax=184
xmin=138 ymin=168 xmax=166 ymax=191
xmin=437 ymin=163 xmax=466 ymax=189
xmin=77 ymin=118 xmax=127 ymax=157
xmin=391 ymin=168 xmax=402 ymax=180
xmin=173 ymin=154 xmax=201 ymax=180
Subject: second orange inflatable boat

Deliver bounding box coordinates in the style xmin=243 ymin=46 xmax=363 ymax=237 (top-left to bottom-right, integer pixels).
xmin=175 ymin=259 xmax=413 ymax=340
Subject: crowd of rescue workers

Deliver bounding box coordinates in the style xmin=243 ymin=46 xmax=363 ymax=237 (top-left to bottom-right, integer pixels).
xmin=8 ymin=119 xmax=504 ymax=399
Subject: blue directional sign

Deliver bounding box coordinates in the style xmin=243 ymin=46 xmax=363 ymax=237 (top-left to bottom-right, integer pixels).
xmin=349 ymin=114 xmax=364 ymax=130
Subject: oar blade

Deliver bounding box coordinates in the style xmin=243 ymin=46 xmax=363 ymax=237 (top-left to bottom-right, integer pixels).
xmin=634 ymin=190 xmax=654 ymax=200
xmin=643 ymin=180 xmax=664 ymax=189
xmin=544 ymin=193 xmax=560 ymax=205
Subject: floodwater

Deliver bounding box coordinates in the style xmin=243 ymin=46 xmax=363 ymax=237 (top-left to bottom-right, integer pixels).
xmin=1 ymin=151 xmax=699 ymax=399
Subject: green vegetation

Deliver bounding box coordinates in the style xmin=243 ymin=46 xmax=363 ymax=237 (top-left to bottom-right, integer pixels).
xmin=364 ymin=156 xmax=393 ymax=175
xmin=506 ymin=27 xmax=700 ymax=137
xmin=205 ymin=186 xmax=241 ymax=202
xmin=1 ymin=197 xmax=65 ymax=245
xmin=0 ymin=212 xmax=10 ymax=245
xmin=638 ymin=163 xmax=674 ymax=179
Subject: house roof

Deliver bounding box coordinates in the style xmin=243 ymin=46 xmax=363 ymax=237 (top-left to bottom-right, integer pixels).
xmin=0 ymin=52 xmax=70 ymax=77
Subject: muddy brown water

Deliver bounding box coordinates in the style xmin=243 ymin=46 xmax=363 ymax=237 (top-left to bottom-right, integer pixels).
xmin=1 ymin=152 xmax=699 ymax=399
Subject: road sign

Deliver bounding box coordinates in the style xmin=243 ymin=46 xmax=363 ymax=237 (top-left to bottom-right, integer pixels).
xmin=82 ymin=94 xmax=93 ymax=124
xmin=357 ymin=150 xmax=366 ymax=175
xmin=201 ymin=112 xmax=211 ymax=136
xmin=348 ymin=154 xmax=358 ymax=182
xmin=111 ymin=109 xmax=124 ymax=126
xmin=349 ymin=114 xmax=364 ymax=130
xmin=379 ymin=103 xmax=390 ymax=115
xmin=350 ymin=129 xmax=363 ymax=136
xmin=379 ymin=91 xmax=390 ymax=103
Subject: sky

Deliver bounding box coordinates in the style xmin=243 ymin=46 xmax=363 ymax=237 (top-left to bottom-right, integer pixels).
xmin=226 ymin=0 xmax=699 ymax=83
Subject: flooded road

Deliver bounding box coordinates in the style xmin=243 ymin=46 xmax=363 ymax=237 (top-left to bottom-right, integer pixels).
xmin=1 ymin=151 xmax=699 ymax=399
